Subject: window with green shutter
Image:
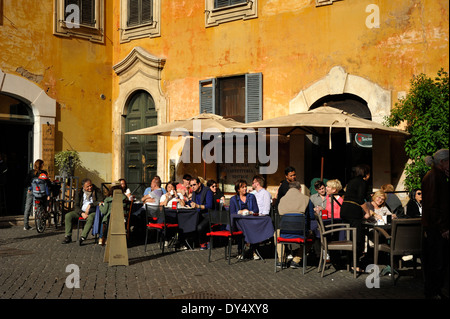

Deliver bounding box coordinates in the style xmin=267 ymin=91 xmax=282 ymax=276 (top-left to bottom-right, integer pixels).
xmin=128 ymin=0 xmax=153 ymax=27
xmin=214 ymin=0 xmax=247 ymax=9
xmin=199 ymin=73 xmax=262 ymax=123
xmin=64 ymin=0 xmax=95 ymax=27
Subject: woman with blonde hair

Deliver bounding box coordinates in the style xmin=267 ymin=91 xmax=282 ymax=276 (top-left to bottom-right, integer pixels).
xmin=325 ymin=179 xmax=343 ymax=219
xmin=367 ymin=190 xmax=393 ymax=223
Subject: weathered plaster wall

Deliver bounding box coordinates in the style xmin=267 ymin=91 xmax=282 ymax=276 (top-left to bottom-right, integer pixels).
xmin=111 ymin=0 xmax=448 ymax=189
xmin=0 ymin=0 xmax=114 ymax=182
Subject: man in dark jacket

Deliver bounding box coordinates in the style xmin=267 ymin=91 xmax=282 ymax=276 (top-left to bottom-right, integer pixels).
xmin=188 ymin=178 xmax=213 ymax=250
xmin=62 ymin=178 xmax=105 ymax=245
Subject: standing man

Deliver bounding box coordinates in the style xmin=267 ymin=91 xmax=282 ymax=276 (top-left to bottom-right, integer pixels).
xmin=275 ymin=166 xmax=296 ymax=207
xmin=422 ymin=149 xmax=449 ymax=299
xmin=62 ymin=178 xmax=105 ymax=244
xmin=189 ymin=177 xmax=214 ymax=250
xmin=252 ymin=175 xmax=272 ymax=216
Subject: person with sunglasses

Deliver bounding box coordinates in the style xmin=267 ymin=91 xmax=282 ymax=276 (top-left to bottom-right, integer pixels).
xmin=189 ymin=177 xmax=214 ymax=250
xmin=405 ymin=189 xmax=422 ymax=218
xmin=207 ymin=179 xmax=225 ymax=208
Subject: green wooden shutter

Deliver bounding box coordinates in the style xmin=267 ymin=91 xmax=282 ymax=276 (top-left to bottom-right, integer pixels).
xmin=199 ymin=79 xmax=216 ymax=114
xmin=141 ymin=0 xmax=153 ymax=24
xmin=81 ymin=0 xmax=95 ymax=26
xmin=215 ymin=0 xmax=246 ymax=8
xmin=245 ymin=73 xmax=262 ymax=123
xmin=128 ymin=0 xmax=153 ymax=27
xmin=64 ymin=0 xmax=95 ymax=26
xmin=128 ymin=0 xmax=140 ymax=26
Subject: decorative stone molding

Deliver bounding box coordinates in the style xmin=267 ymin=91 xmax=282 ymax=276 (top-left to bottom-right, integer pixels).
xmin=112 ymin=47 xmax=167 ymax=180
xmin=119 ymin=0 xmax=161 ymax=43
xmin=205 ymin=0 xmax=258 ymax=28
xmin=289 ymin=66 xmax=391 ymax=123
xmin=0 ymin=69 xmax=56 ymax=161
xmin=315 ymin=0 xmax=342 ymax=7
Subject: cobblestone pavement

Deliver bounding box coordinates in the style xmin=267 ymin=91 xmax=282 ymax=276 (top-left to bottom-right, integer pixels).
xmin=0 ymin=222 xmax=431 ymax=303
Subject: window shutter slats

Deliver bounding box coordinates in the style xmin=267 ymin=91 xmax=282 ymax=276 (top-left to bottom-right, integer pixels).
xmin=245 ymin=73 xmax=262 ymax=123
xmin=200 ymin=79 xmax=216 ymax=114
xmin=128 ymin=0 xmax=140 ymax=26
xmin=81 ymin=0 xmax=95 ymax=26
xmin=141 ymin=0 xmax=153 ymax=23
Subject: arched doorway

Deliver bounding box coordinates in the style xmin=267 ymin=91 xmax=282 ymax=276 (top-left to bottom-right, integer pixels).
xmin=124 ymin=90 xmax=158 ymax=189
xmin=0 ymin=93 xmax=34 ymax=214
xmin=305 ymin=94 xmax=373 ymax=187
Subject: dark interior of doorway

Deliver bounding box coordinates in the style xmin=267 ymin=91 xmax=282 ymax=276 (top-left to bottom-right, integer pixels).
xmin=0 ymin=122 xmax=33 ymax=215
xmin=305 ymin=94 xmax=373 ymax=190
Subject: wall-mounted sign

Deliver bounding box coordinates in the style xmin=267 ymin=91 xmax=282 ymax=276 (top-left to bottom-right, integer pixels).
xmin=355 ymin=133 xmax=372 ymax=148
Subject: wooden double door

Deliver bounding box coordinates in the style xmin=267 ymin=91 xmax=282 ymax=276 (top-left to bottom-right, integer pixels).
xmin=124 ymin=90 xmax=157 ymax=188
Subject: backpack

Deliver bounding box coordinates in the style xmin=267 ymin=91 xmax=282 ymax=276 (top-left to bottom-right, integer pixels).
xmin=31 ymin=177 xmax=47 ymax=198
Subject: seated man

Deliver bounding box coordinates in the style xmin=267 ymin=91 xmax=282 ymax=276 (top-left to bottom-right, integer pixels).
xmin=62 ymin=178 xmax=105 ymax=245
xmin=131 ymin=176 xmax=164 ymax=234
xmin=276 ymin=181 xmax=311 ymax=269
xmin=188 ymin=177 xmax=213 ymax=250
xmin=252 ymin=175 xmax=271 ymax=216
xmin=96 ymin=184 xmax=129 ymax=245
xmin=310 ymin=180 xmax=327 ymax=214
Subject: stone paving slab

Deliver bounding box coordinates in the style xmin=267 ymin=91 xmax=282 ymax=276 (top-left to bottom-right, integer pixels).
xmin=1 ymin=222 xmax=444 ymax=315
xmin=0 ymin=224 xmax=426 ymax=298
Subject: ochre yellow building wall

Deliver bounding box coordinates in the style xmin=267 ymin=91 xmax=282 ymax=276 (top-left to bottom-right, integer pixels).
xmin=0 ymin=0 xmax=114 ymax=184
xmin=111 ymin=0 xmax=448 ymax=189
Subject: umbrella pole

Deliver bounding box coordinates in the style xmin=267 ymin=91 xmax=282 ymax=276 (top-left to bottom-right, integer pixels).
xmin=320 ymin=157 xmax=324 ymax=181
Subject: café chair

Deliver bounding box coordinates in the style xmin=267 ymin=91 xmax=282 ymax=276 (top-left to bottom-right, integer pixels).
xmin=314 ymin=212 xmax=357 ymax=278
xmin=144 ymin=205 xmax=178 ymax=254
xmin=206 ymin=209 xmax=243 ymax=265
xmin=275 ymin=214 xmax=312 ymax=275
xmin=373 ymin=218 xmax=422 ymax=285
xmin=77 ymin=216 xmax=87 ymax=241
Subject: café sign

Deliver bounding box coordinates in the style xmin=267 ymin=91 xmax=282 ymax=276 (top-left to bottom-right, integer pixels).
xmin=355 ymin=133 xmax=372 ymax=148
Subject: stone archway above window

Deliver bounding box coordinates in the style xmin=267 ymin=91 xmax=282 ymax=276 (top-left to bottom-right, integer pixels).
xmin=289 ymin=66 xmax=391 ymax=124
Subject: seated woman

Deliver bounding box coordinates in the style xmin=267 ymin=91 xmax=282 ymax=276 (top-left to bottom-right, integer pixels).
xmin=98 ymin=184 xmax=128 ymax=245
xmin=229 ymin=179 xmax=259 ymax=215
xmin=207 ymin=179 xmax=225 ymax=209
xmin=159 ymin=181 xmax=185 ymax=208
xmin=405 ymin=189 xmax=422 ymax=218
xmin=367 ymin=190 xmax=394 ymax=223
xmin=325 ymin=179 xmax=343 ymax=219
xmin=229 ymin=179 xmax=259 ymax=260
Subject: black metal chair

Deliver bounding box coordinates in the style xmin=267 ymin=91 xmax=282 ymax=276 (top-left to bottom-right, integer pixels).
xmin=144 ymin=205 xmax=178 ymax=254
xmin=373 ymin=218 xmax=422 ymax=285
xmin=206 ymin=209 xmax=244 ymax=264
xmin=275 ymin=214 xmax=312 ymax=274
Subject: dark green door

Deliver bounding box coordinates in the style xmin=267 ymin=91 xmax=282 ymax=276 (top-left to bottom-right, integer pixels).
xmin=125 ymin=90 xmax=158 ymax=188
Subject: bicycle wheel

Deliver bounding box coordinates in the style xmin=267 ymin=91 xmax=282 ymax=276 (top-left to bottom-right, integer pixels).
xmin=35 ymin=206 xmax=46 ymax=233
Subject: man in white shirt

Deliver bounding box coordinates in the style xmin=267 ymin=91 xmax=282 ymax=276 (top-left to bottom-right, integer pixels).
xmin=252 ymin=175 xmax=272 ymax=216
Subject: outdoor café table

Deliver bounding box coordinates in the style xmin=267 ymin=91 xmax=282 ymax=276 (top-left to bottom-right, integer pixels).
xmin=230 ymin=214 xmax=275 ymax=245
xmin=161 ymin=207 xmax=199 ymax=234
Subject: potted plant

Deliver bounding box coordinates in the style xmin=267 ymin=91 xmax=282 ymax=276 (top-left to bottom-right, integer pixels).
xmin=55 ymin=150 xmax=81 ymax=177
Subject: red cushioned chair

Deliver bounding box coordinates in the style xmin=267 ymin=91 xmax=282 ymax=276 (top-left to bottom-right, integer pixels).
xmin=144 ymin=205 xmax=178 ymax=254
xmin=275 ymin=214 xmax=313 ymax=275
xmin=206 ymin=208 xmax=244 ymax=265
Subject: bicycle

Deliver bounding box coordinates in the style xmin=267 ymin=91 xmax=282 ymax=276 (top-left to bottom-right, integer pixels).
xmin=34 ymin=180 xmax=62 ymax=233
xmin=34 ymin=197 xmax=49 ymax=233
xmin=48 ymin=180 xmax=63 ymax=229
